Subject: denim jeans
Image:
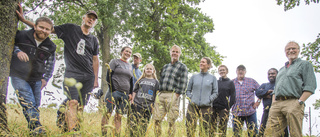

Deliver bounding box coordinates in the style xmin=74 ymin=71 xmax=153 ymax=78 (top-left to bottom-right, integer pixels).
xmin=233 ymin=112 xmax=258 ymax=137
xmin=11 ymin=76 xmax=42 ymax=130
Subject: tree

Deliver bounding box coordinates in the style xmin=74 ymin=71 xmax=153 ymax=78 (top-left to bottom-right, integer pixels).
xmin=0 ymin=0 xmax=19 ymax=134
xmin=276 ymin=0 xmax=319 ymax=11
xmin=131 ymin=0 xmax=223 ymax=77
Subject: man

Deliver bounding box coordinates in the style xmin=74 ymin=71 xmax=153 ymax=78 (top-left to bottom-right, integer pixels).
xmin=132 ymin=53 xmax=142 ymax=85
xmin=265 ymin=41 xmax=317 ymax=137
xmin=153 ymin=45 xmax=188 ymax=136
xmin=232 ymin=65 xmax=260 ymax=137
xmin=10 ymin=16 xmax=56 ymax=135
xmin=255 ymin=68 xmax=288 ymax=137
xmin=17 ymin=8 xmax=99 ymax=132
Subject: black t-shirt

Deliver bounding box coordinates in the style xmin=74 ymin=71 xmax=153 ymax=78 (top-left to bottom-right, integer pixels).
xmin=54 ymin=23 xmax=99 ymax=76
xmin=133 ymin=78 xmax=159 ymax=110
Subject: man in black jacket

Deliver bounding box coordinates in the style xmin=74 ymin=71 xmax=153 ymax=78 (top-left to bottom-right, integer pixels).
xmin=10 ymin=16 xmax=56 ymax=135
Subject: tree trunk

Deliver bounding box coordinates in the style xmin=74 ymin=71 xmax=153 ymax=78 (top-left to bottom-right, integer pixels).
xmin=97 ymin=25 xmax=111 ymax=105
xmin=0 ymin=0 xmax=19 ymax=134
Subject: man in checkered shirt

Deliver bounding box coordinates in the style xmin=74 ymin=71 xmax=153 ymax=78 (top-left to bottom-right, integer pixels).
xmin=153 ymin=45 xmax=188 ymax=137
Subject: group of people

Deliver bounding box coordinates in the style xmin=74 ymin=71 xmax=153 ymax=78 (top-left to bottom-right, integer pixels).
xmin=7 ymin=4 xmax=317 ymax=137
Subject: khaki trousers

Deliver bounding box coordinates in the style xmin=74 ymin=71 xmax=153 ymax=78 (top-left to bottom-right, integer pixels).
xmin=265 ymin=99 xmax=305 ymax=137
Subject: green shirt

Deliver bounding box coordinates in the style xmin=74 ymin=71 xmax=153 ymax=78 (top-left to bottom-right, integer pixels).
xmin=274 ymin=58 xmax=317 ymax=98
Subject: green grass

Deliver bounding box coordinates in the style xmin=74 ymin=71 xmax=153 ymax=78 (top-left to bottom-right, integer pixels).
xmin=5 ymin=104 xmax=260 ymax=137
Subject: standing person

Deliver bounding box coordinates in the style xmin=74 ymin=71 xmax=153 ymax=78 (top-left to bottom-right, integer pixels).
xmin=153 ymin=45 xmax=188 ymax=136
xmin=264 ymin=41 xmax=317 ymax=137
xmin=129 ymin=64 xmax=159 ymax=137
xmin=232 ymin=65 xmax=260 ymax=137
xmin=256 ymin=68 xmax=289 ymax=137
xmin=132 ymin=53 xmax=142 ymax=85
xmin=212 ymin=65 xmax=236 ymax=137
xmin=16 ymin=8 xmax=100 ymax=132
xmin=101 ymin=46 xmax=133 ymax=136
xmin=10 ymin=16 xmax=56 ymax=135
xmin=185 ymin=57 xmax=218 ymax=137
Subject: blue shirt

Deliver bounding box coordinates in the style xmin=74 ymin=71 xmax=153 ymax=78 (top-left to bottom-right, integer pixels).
xmin=132 ymin=64 xmax=142 ymax=85
xmin=255 ymin=82 xmax=274 ymax=109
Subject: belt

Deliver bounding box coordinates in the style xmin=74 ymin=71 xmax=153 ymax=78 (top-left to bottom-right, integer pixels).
xmin=275 ymin=96 xmax=297 ymax=100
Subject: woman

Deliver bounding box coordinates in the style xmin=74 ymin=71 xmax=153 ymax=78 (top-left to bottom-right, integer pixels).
xmin=185 ymin=57 xmax=218 ymax=137
xmin=212 ymin=65 xmax=236 ymax=137
xmin=101 ymin=46 xmax=133 ymax=136
xmin=129 ymin=64 xmax=159 ymax=137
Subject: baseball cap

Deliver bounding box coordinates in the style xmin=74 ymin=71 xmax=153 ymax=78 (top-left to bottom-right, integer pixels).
xmin=133 ymin=53 xmax=142 ymax=59
xmin=237 ymin=65 xmax=246 ymax=70
xmin=86 ymin=10 xmax=98 ymax=19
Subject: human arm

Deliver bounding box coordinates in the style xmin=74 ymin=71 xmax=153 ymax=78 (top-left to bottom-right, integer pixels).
xmin=16 ymin=4 xmax=34 ymax=28
xmin=41 ymin=52 xmax=56 ymax=89
xmin=299 ymin=62 xmax=317 ymax=102
xmin=255 ymin=83 xmax=269 ymax=99
xmin=131 ymin=92 xmax=136 ymax=104
xmin=93 ymin=55 xmax=99 ymax=89
xmin=253 ymin=80 xmax=261 ymax=109
xmin=229 ymin=81 xmax=236 ymax=109
xmin=176 ymin=65 xmax=188 ymax=97
xmin=209 ymin=76 xmax=219 ymax=103
xmin=185 ymin=75 xmax=193 ymax=100
xmin=129 ymin=77 xmax=133 ymax=100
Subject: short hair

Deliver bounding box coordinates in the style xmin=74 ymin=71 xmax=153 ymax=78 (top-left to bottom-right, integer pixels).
xmin=121 ymin=46 xmax=131 ymax=53
xmin=202 ymin=57 xmax=213 ymax=68
xmin=170 ymin=44 xmax=181 ymax=53
xmin=35 ymin=17 xmax=53 ymax=30
xmin=286 ymin=41 xmax=300 ymax=50
xmin=237 ymin=64 xmax=246 ymax=70
xmin=268 ymin=68 xmax=278 ymax=73
xmin=218 ymin=65 xmax=229 ymax=73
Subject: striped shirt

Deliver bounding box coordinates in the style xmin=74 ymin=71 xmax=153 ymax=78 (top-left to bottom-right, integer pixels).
xmin=232 ymin=77 xmax=260 ymax=116
xmin=159 ymin=61 xmax=188 ymax=94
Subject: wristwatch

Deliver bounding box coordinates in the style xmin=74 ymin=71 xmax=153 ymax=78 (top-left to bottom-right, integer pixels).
xmin=257 ymin=99 xmax=261 ymax=103
xmin=298 ymin=100 xmax=304 ymax=105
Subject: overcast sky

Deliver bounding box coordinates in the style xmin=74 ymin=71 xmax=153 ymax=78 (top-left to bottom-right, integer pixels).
xmin=6 ymin=0 xmax=320 ymax=136
xmin=198 ymin=0 xmax=320 ymax=135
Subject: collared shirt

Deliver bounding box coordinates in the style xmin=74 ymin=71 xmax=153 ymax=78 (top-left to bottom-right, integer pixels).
xmin=132 ymin=64 xmax=142 ymax=85
xmin=255 ymin=82 xmax=274 ymax=109
xmin=159 ymin=61 xmax=188 ymax=94
xmin=274 ymin=58 xmax=317 ymax=98
xmin=232 ymin=77 xmax=260 ymax=116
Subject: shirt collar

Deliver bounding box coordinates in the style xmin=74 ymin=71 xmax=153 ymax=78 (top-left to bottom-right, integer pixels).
xmin=285 ymin=58 xmax=301 ymax=68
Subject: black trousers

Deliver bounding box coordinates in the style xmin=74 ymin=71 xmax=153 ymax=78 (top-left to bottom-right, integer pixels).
xmin=186 ymin=104 xmax=213 ymax=137
xmin=129 ymin=104 xmax=152 ymax=137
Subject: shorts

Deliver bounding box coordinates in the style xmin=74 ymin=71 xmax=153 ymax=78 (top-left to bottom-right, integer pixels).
xmin=63 ymin=74 xmax=95 ymax=106
xmin=105 ymin=90 xmax=129 ymax=114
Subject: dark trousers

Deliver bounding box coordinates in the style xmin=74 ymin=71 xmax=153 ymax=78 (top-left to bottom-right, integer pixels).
xmin=129 ymin=104 xmax=152 ymax=137
xmin=258 ymin=108 xmax=289 ymax=137
xmin=212 ymin=108 xmax=229 ymax=137
xmin=233 ymin=112 xmax=258 ymax=137
xmin=186 ymin=104 xmax=213 ymax=137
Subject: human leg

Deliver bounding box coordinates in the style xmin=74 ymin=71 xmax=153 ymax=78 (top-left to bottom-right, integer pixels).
xmin=217 ymin=109 xmax=229 ymax=137
xmin=167 ymin=93 xmax=180 ymax=136
xmin=264 ymin=100 xmax=288 ymax=137
xmin=186 ymin=104 xmax=198 ymax=137
xmin=246 ymin=112 xmax=258 ymax=137
xmin=258 ymin=109 xmax=269 ymax=137
xmin=11 ymin=77 xmax=43 ymax=131
xmin=200 ymin=106 xmax=213 ymax=137
xmin=233 ymin=115 xmax=244 ymax=137
xmin=153 ymin=93 xmax=167 ymax=137
xmin=285 ymin=99 xmax=304 ymax=137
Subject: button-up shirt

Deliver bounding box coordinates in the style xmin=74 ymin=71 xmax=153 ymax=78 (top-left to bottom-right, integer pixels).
xmin=232 ymin=77 xmax=260 ymax=116
xmin=275 ymin=58 xmax=317 ymax=98
xmin=159 ymin=61 xmax=188 ymax=94
xmin=132 ymin=64 xmax=142 ymax=85
xmin=255 ymin=82 xmax=274 ymax=109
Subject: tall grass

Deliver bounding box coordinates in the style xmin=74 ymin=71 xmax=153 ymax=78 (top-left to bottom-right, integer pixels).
xmin=6 ymin=104 xmax=257 ymax=137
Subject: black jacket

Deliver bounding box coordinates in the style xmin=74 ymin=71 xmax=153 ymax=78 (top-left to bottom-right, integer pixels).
xmin=212 ymin=77 xmax=236 ymax=110
xmin=10 ymin=29 xmax=56 ymax=81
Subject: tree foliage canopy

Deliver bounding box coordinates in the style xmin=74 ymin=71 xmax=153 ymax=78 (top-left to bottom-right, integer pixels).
xmin=276 ymin=0 xmax=319 ymax=11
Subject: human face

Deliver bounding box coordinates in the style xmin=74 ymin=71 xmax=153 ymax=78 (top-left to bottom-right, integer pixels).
xmin=170 ymin=47 xmax=181 ymax=63
xmin=267 ymin=69 xmax=277 ymax=83
xmin=285 ymin=42 xmax=300 ymax=62
xmin=199 ymin=58 xmax=209 ymax=72
xmin=218 ymin=66 xmax=228 ymax=78
xmin=83 ymin=14 xmax=97 ymax=28
xmin=34 ymin=21 xmax=52 ymax=41
xmin=133 ymin=56 xmax=141 ymax=65
xmin=236 ymin=69 xmax=246 ymax=80
xmin=121 ymin=48 xmax=132 ymax=61
xmin=144 ymin=64 xmax=154 ymax=77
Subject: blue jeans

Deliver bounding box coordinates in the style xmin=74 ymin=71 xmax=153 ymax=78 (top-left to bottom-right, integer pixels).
xmin=11 ymin=76 xmax=42 ymax=130
xmin=233 ymin=112 xmax=258 ymax=137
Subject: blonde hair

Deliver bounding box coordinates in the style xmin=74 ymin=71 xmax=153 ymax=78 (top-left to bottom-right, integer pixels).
xmin=136 ymin=64 xmax=157 ymax=84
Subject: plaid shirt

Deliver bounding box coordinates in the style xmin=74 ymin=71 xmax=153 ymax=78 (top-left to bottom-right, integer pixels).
xmin=232 ymin=77 xmax=260 ymax=116
xmin=159 ymin=61 xmax=188 ymax=94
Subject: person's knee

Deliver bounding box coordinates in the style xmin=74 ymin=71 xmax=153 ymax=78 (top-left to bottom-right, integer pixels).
xmin=68 ymin=100 xmax=79 ymax=109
